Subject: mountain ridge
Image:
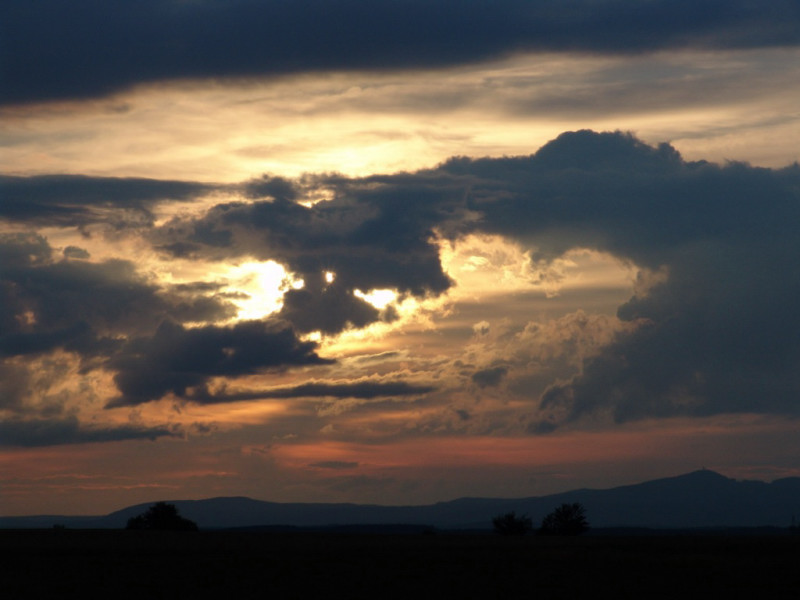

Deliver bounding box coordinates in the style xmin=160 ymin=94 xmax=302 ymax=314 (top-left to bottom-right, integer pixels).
xmin=3 ymin=470 xmax=798 ymax=530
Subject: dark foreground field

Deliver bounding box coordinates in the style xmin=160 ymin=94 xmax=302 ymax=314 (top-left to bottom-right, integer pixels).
xmin=3 ymin=530 xmax=799 ymax=599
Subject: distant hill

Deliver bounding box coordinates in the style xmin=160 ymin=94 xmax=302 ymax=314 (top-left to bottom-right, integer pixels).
xmin=2 ymin=470 xmax=798 ymax=530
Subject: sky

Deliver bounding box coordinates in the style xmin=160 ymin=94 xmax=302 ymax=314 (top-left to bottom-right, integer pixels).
xmin=2 ymin=0 xmax=800 ymax=516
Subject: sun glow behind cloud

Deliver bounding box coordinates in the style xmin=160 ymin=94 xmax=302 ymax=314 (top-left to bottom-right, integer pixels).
xmin=3 ymin=49 xmax=799 ymax=185
xmin=223 ymin=260 xmax=291 ymax=321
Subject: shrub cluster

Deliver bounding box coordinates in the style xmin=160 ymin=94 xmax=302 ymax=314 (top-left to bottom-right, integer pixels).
xmin=126 ymin=502 xmax=198 ymax=531
xmin=493 ymin=503 xmax=589 ymax=536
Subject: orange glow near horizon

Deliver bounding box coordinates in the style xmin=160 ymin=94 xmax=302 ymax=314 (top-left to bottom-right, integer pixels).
xmin=269 ymin=415 xmax=800 ymax=475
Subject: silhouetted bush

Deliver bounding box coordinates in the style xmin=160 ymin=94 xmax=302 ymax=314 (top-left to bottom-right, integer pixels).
xmin=539 ymin=502 xmax=589 ymax=536
xmin=492 ymin=511 xmax=533 ymax=535
xmin=126 ymin=502 xmax=198 ymax=531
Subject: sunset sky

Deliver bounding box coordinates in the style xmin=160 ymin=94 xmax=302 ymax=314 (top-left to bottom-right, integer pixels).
xmin=2 ymin=1 xmax=800 ymax=516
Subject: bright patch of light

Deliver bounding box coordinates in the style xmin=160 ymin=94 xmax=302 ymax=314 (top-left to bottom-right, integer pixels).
xmin=438 ymin=234 xmax=636 ymax=299
xmin=354 ymin=288 xmax=397 ymax=309
xmin=325 ymin=271 xmax=335 ymax=284
xmin=225 ymin=260 xmax=288 ymax=320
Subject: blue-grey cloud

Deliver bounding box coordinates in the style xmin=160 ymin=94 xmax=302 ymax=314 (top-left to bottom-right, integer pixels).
xmin=107 ymin=319 xmax=332 ymax=407
xmin=0 ymin=175 xmax=219 ymax=227
xmin=0 ymin=416 xmax=178 ymax=447
xmin=187 ymin=380 xmax=435 ymax=404
xmin=455 ymin=131 xmax=800 ymax=426
xmin=0 ymin=233 xmax=235 ymax=360
xmin=2 ymin=0 xmax=798 ymax=105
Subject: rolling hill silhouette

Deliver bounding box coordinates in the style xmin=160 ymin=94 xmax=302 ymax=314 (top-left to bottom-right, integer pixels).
xmin=3 ymin=470 xmax=798 ymax=530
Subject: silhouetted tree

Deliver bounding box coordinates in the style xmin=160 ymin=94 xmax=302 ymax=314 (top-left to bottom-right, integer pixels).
xmin=539 ymin=502 xmax=589 ymax=536
xmin=126 ymin=502 xmax=198 ymax=531
xmin=492 ymin=511 xmax=533 ymax=535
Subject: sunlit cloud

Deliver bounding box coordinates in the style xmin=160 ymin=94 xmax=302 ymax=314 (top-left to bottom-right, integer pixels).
xmin=3 ymin=49 xmax=799 ymax=186
xmin=2 ymin=1 xmax=799 ymax=516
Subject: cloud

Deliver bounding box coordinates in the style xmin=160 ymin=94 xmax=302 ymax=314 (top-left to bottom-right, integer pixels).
xmin=142 ymin=130 xmax=800 ymax=429
xmin=0 ymin=233 xmax=235 ymax=360
xmin=107 ymin=319 xmax=332 ymax=407
xmin=452 ymin=131 xmax=800 ymax=426
xmin=471 ymin=366 xmax=508 ymax=388
xmin=268 ymin=380 xmax=435 ymax=399
xmin=5 ymin=129 xmax=800 ymax=440
xmin=188 ymin=380 xmax=436 ymax=404
xmin=0 ymin=175 xmax=218 ymax=227
xmin=278 ymin=273 xmax=381 ymax=335
xmin=63 ymin=246 xmax=90 ymax=260
xmin=0 ymin=360 xmax=32 ymax=411
xmin=154 ymin=180 xmax=458 ymax=332
xmin=179 ymin=379 xmax=434 ymax=405
xmin=0 ymin=415 xmax=178 ymax=447
xmin=3 ymin=1 xmax=798 ymax=105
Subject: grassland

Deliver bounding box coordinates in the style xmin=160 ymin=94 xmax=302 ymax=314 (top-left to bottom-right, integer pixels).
xmin=3 ymin=530 xmax=798 ymax=599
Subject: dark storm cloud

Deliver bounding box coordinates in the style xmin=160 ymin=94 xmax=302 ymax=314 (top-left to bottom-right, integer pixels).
xmin=446 ymin=131 xmax=800 ymax=425
xmin=3 ymin=0 xmax=798 ymax=105
xmin=0 ymin=416 xmax=177 ymax=447
xmin=0 ymin=233 xmax=234 ymax=360
xmin=107 ymin=319 xmax=332 ymax=407
xmin=278 ymin=273 xmax=381 ymax=335
xmin=0 ymin=232 xmax=237 ymax=421
xmin=0 ymin=175 xmax=218 ymax=227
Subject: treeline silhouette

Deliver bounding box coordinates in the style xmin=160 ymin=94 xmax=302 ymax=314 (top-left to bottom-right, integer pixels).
xmin=493 ymin=503 xmax=589 ymax=536
xmin=126 ymin=502 xmax=198 ymax=531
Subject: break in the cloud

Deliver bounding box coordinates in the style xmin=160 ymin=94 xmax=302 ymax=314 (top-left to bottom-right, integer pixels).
xmin=3 ymin=0 xmax=799 ymax=105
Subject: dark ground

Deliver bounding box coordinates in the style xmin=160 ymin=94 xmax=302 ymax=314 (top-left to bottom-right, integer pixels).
xmin=3 ymin=530 xmax=799 ymax=599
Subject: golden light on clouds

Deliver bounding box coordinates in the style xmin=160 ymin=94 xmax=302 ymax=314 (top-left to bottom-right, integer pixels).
xmin=353 ymin=288 xmax=397 ymax=310
xmin=3 ymin=49 xmax=799 ymax=184
xmin=3 ymin=1 xmax=800 ymax=518
xmin=439 ymin=234 xmax=638 ymax=300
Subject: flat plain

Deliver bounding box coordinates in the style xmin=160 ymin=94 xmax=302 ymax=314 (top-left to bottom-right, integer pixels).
xmin=3 ymin=530 xmax=799 ymax=599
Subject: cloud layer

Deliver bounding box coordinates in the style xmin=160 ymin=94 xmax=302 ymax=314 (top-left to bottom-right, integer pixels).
xmin=2 ymin=130 xmax=800 ymax=449
xmin=3 ymin=1 xmax=799 ymax=105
